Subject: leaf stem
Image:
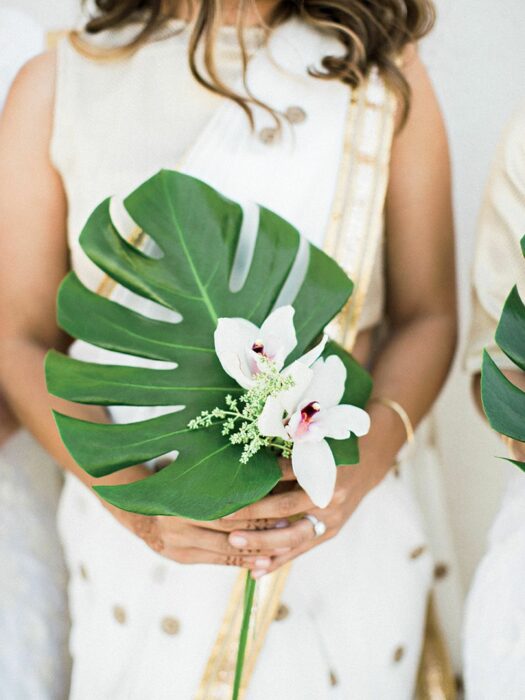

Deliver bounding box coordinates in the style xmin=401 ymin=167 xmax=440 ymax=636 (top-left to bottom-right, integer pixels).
xmin=232 ymin=572 xmax=257 ymax=700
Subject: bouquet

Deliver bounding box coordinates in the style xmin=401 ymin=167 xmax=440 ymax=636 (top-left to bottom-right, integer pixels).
xmin=46 ymin=170 xmax=372 ymax=698
xmin=482 ymin=233 xmax=525 ymax=470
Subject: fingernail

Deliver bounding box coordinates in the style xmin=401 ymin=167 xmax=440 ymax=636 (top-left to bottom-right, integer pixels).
xmin=255 ymin=557 xmax=271 ymax=568
xmin=252 ymin=569 xmax=268 ymax=580
xmin=230 ymin=535 xmax=248 ymax=548
xmin=274 ymin=519 xmax=289 ymax=529
xmin=274 ymin=548 xmax=290 ymax=554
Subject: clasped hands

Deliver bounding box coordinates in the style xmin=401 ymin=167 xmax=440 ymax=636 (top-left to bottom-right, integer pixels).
xmin=113 ymin=455 xmax=384 ymax=578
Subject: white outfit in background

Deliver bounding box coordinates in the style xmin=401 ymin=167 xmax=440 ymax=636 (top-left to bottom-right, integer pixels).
xmin=52 ymin=20 xmax=434 ymax=699
xmin=463 ymin=105 xmax=525 ymax=699
xmin=0 ymin=9 xmax=70 ymax=699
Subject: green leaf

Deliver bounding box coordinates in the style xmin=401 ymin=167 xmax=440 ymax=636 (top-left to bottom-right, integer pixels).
xmin=481 ymin=351 xmax=525 ymax=443
xmin=47 ymin=170 xmax=363 ymax=519
xmin=94 ymin=425 xmax=282 ymax=520
xmin=481 ymin=234 xmax=525 ymax=463
xmin=495 ymin=285 xmax=525 ymax=372
xmin=58 ymin=271 xmax=213 ymax=358
xmin=506 ymin=458 xmax=525 ymax=472
xmin=51 ymin=409 xmax=189 ymax=477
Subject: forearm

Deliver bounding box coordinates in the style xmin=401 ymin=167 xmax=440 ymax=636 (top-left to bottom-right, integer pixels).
xmin=359 ymin=311 xmax=457 ymax=478
xmin=0 ymin=337 xmax=147 ymax=489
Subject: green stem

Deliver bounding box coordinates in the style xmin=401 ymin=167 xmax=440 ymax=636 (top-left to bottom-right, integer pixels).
xmin=267 ymin=440 xmax=292 ymax=452
xmin=232 ymin=572 xmax=257 ymax=700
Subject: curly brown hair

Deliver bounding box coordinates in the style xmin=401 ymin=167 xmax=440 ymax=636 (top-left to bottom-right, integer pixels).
xmin=74 ymin=0 xmax=435 ymax=126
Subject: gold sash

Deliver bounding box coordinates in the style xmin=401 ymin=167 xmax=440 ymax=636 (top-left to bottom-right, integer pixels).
xmin=196 ymin=72 xmax=398 ymax=699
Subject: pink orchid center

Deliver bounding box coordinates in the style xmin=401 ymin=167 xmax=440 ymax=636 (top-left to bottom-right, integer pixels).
xmin=296 ymin=401 xmax=321 ymax=437
xmin=251 ymin=339 xmax=266 ymax=355
xmin=249 ymin=338 xmax=274 ymax=375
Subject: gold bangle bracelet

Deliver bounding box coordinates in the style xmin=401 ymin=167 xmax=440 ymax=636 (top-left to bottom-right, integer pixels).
xmin=369 ymin=396 xmax=415 ymax=445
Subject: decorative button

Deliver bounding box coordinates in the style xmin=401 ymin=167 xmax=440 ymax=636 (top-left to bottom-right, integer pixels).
xmin=161 ymin=616 xmax=181 ymax=635
xmin=285 ymin=105 xmax=307 ymax=124
xmin=409 ymin=545 xmax=426 ymax=560
xmin=79 ymin=563 xmax=89 ymax=580
xmin=329 ymin=670 xmax=339 ymax=687
xmin=113 ymin=605 xmax=127 ymax=625
xmin=259 ymin=127 xmax=278 ymax=145
xmin=274 ymin=603 xmax=290 ymax=621
xmin=434 ymin=562 xmax=449 ymax=580
xmin=393 ymin=645 xmax=405 ymax=663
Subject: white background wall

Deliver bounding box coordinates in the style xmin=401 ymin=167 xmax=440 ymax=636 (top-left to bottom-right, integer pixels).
xmin=2 ymin=0 xmax=525 ymax=592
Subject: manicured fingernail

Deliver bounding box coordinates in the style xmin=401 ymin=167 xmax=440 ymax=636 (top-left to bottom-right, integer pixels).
xmin=255 ymin=557 xmax=271 ymax=568
xmin=274 ymin=548 xmax=290 ymax=554
xmin=252 ymin=569 xmax=268 ymax=580
xmin=230 ymin=535 xmax=248 ymax=548
xmin=274 ymin=519 xmax=289 ymax=529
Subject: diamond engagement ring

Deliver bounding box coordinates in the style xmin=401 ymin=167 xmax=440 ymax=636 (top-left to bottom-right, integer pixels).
xmin=303 ymin=514 xmax=327 ymax=538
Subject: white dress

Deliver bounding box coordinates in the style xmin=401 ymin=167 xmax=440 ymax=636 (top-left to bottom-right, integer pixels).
xmin=0 ymin=9 xmax=70 ymax=699
xmin=52 ymin=21 xmax=433 ymax=699
xmin=463 ymin=105 xmax=525 ymax=699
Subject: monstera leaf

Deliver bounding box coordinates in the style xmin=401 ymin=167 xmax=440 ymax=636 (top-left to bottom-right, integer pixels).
xmin=46 ymin=170 xmax=372 ymax=519
xmin=482 ymin=234 xmax=525 ymax=471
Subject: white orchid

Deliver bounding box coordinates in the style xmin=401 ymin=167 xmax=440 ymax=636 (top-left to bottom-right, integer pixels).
xmin=258 ymin=355 xmax=371 ymax=508
xmin=214 ymin=305 xmax=326 ymax=389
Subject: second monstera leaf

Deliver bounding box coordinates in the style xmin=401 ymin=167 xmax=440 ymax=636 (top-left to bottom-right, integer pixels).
xmin=46 ymin=170 xmax=372 ymax=520
xmin=482 ymin=235 xmax=525 ymax=471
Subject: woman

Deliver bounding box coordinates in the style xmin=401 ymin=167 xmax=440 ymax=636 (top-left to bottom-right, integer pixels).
xmin=463 ymin=105 xmax=525 ymax=699
xmin=0 ymin=1 xmax=456 ymax=697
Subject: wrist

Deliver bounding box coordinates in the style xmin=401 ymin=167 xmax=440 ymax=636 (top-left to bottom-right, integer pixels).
xmin=359 ymin=403 xmax=406 ymax=471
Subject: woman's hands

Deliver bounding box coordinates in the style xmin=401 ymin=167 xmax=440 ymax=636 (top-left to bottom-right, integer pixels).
xmin=223 ymin=454 xmax=388 ymax=578
xmin=102 ymin=420 xmax=394 ymax=574
xmin=99 ymin=460 xmax=295 ymax=571
xmin=109 ymin=507 xmax=280 ymax=570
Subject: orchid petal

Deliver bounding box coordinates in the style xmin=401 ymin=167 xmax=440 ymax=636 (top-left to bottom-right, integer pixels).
xmin=279 ymin=361 xmax=314 ymax=416
xmin=292 ymin=439 xmax=337 ymax=509
xmin=297 ymin=334 xmax=328 ymax=368
xmin=286 ymin=409 xmax=302 ymax=440
xmin=300 ymin=355 xmax=347 ymax=408
xmin=260 ymin=305 xmax=297 ymax=368
xmin=258 ymin=396 xmax=289 ymax=440
xmin=314 ymin=404 xmax=371 ymax=440
xmin=214 ymin=317 xmax=257 ymax=388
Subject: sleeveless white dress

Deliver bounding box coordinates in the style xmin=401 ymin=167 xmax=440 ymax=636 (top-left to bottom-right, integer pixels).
xmin=51 ymin=21 xmax=433 ymax=699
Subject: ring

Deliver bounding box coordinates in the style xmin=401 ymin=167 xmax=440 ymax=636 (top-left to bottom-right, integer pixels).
xmin=303 ymin=514 xmax=327 ymax=538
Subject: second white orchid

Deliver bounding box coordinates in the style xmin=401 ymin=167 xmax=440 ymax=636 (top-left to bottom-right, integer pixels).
xmin=258 ymin=356 xmax=370 ymax=508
